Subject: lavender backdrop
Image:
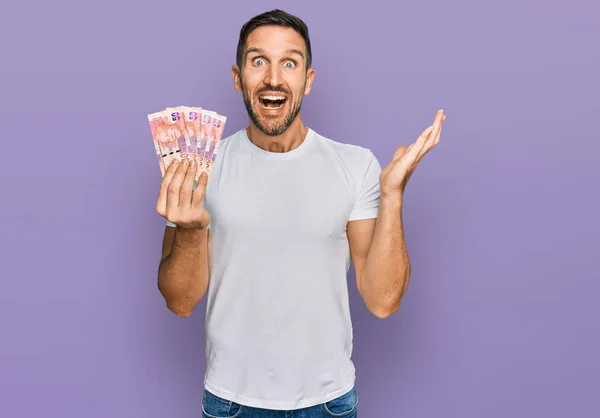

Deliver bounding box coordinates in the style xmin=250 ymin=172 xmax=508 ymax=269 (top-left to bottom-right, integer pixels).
xmin=1 ymin=0 xmax=598 ymax=417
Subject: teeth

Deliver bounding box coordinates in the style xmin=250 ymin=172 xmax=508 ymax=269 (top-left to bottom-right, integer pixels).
xmin=260 ymin=95 xmax=285 ymax=101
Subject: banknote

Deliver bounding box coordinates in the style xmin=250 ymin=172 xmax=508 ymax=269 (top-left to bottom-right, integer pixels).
xmin=148 ymin=105 xmax=227 ymax=178
xmin=204 ymin=113 xmax=227 ymax=172
xmin=197 ymin=111 xmax=215 ymax=174
xmin=147 ymin=110 xmax=186 ymax=175
xmin=164 ymin=107 xmax=190 ymax=159
xmin=181 ymin=106 xmax=202 ymax=162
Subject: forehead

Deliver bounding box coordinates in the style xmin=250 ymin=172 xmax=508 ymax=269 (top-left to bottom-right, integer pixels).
xmin=245 ymin=26 xmax=306 ymax=56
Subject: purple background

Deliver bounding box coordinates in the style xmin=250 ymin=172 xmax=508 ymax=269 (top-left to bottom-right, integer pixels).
xmin=1 ymin=0 xmax=598 ymax=417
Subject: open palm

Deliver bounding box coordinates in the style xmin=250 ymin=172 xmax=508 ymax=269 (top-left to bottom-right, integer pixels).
xmin=380 ymin=109 xmax=446 ymax=196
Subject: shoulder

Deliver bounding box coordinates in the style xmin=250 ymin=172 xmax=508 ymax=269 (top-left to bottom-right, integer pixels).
xmin=216 ymin=129 xmax=245 ymax=153
xmin=310 ymin=129 xmax=381 ymax=174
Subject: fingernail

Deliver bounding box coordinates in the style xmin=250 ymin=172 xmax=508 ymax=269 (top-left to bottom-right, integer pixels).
xmin=182 ymin=158 xmax=189 ymax=166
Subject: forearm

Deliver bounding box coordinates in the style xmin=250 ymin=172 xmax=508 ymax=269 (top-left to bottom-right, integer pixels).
xmin=360 ymin=193 xmax=411 ymax=317
xmin=158 ymin=227 xmax=209 ymax=317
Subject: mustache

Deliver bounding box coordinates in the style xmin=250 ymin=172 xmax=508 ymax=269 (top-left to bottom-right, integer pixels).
xmin=256 ymin=85 xmax=290 ymax=95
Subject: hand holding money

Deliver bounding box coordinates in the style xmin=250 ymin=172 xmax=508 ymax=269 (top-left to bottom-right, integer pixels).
xmin=148 ymin=105 xmax=226 ymax=228
xmin=156 ymin=159 xmax=211 ymax=230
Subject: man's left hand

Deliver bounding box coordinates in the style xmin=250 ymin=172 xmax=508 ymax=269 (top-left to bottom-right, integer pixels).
xmin=380 ymin=109 xmax=446 ymax=197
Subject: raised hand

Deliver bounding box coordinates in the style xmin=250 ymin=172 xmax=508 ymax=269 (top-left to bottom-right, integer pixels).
xmin=379 ymin=109 xmax=446 ymax=197
xmin=156 ymin=159 xmax=211 ymax=230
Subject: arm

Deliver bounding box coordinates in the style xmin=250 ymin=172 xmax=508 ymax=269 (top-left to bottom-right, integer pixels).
xmin=349 ymin=109 xmax=446 ymax=319
xmin=155 ymin=158 xmax=212 ymax=317
xmin=158 ymin=225 xmax=210 ymax=317
xmin=348 ymin=193 xmax=409 ymax=319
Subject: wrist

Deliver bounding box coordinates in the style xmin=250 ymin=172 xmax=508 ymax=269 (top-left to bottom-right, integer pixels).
xmin=380 ymin=188 xmax=403 ymax=207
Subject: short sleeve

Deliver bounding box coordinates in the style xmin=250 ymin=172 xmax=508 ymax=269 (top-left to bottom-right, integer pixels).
xmin=165 ymin=220 xmax=211 ymax=229
xmin=348 ymin=150 xmax=382 ymax=221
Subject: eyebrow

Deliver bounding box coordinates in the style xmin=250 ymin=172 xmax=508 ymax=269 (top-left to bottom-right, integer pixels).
xmin=245 ymin=47 xmax=305 ymax=60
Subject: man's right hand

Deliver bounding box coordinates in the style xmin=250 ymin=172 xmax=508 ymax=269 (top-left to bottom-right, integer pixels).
xmin=156 ymin=158 xmax=211 ymax=230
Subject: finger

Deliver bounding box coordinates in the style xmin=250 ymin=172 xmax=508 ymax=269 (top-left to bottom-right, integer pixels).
xmin=406 ymin=111 xmax=444 ymax=167
xmin=433 ymin=109 xmax=444 ymax=126
xmin=179 ymin=159 xmax=197 ymax=208
xmin=426 ymin=114 xmax=445 ymax=150
xmin=433 ymin=120 xmax=444 ymax=145
xmin=416 ymin=125 xmax=435 ymax=145
xmin=396 ymin=122 xmax=437 ymax=171
xmin=156 ymin=159 xmax=179 ymax=215
xmin=423 ymin=110 xmax=445 ymax=146
xmin=427 ymin=119 xmax=442 ymax=148
xmin=396 ymin=141 xmax=422 ymax=174
xmin=166 ymin=158 xmax=189 ymax=215
xmin=434 ymin=115 xmax=446 ymax=144
xmin=416 ymin=117 xmax=445 ymax=163
xmin=392 ymin=145 xmax=409 ymax=161
xmin=414 ymin=125 xmax=435 ymax=155
xmin=192 ymin=171 xmax=209 ymax=209
xmin=416 ymin=133 xmax=438 ymax=164
xmin=430 ymin=110 xmax=444 ymax=137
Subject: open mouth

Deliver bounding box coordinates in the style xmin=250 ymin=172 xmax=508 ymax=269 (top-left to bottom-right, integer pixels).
xmin=259 ymin=95 xmax=287 ymax=110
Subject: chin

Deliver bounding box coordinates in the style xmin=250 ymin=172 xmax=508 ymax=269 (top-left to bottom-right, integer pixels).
xmin=243 ymin=93 xmax=302 ymax=137
xmin=257 ymin=121 xmax=290 ymax=136
xmin=251 ymin=109 xmax=296 ymax=136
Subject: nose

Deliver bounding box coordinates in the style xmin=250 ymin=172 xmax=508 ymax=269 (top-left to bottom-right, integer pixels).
xmin=263 ymin=64 xmax=283 ymax=88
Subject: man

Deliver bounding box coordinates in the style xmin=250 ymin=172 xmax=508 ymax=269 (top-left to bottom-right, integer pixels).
xmin=155 ymin=9 xmax=445 ymax=417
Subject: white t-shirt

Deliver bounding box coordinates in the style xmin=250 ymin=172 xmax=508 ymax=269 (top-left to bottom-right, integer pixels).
xmin=166 ymin=128 xmax=381 ymax=410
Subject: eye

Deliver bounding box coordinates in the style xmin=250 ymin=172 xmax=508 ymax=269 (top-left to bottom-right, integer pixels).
xmin=253 ymin=58 xmax=266 ymax=66
xmin=283 ymin=61 xmax=296 ymax=68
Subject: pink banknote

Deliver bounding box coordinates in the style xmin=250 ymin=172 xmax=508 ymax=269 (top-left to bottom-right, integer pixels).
xmin=197 ymin=111 xmax=215 ymax=175
xmin=148 ymin=106 xmax=226 ymax=178
xmin=164 ymin=107 xmax=190 ymax=159
xmin=204 ymin=113 xmax=227 ymax=172
xmin=181 ymin=106 xmax=202 ymax=162
xmin=147 ymin=109 xmax=187 ymax=176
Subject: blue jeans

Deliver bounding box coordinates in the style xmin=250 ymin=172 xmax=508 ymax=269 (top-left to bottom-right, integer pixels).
xmin=201 ymin=387 xmax=358 ymax=418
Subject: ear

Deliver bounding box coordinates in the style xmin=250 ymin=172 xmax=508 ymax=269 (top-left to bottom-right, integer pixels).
xmin=232 ymin=65 xmax=242 ymax=93
xmin=303 ymin=67 xmax=316 ymax=95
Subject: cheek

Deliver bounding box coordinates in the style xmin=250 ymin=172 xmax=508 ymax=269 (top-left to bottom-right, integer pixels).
xmin=291 ymin=76 xmax=308 ymax=96
xmin=241 ymin=77 xmax=259 ymax=96
xmin=241 ymin=69 xmax=262 ymax=85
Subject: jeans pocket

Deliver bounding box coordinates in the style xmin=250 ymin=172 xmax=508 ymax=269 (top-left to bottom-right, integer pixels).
xmin=201 ymin=389 xmax=244 ymax=418
xmin=322 ymin=387 xmax=358 ymax=417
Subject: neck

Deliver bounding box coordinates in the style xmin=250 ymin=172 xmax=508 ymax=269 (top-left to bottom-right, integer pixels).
xmin=246 ymin=117 xmax=308 ymax=153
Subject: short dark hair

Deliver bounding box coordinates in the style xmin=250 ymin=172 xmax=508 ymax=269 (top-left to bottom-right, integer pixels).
xmin=236 ymin=9 xmax=312 ymax=70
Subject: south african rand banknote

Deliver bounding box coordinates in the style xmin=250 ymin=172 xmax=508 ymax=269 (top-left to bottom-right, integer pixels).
xmin=181 ymin=106 xmax=202 ymax=163
xmin=147 ymin=107 xmax=189 ymax=176
xmin=148 ymin=106 xmax=227 ymax=178
xmin=204 ymin=113 xmax=227 ymax=174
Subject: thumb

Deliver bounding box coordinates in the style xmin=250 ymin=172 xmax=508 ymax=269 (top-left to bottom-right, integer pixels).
xmin=393 ymin=145 xmax=409 ymax=161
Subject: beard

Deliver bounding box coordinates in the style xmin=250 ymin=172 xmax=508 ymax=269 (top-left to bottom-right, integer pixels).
xmin=241 ymin=79 xmax=305 ymax=137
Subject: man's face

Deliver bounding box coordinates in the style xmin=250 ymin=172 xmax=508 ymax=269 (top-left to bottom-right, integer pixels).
xmin=233 ymin=25 xmax=315 ymax=136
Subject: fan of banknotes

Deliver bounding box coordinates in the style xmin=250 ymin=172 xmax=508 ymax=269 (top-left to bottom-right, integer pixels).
xmin=148 ymin=106 xmax=227 ymax=180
